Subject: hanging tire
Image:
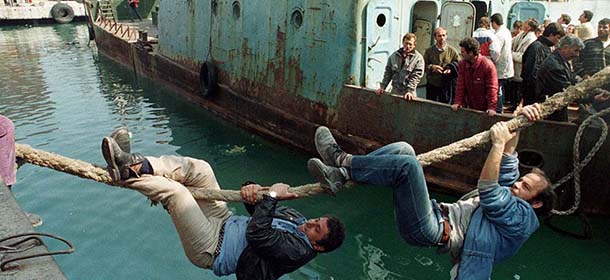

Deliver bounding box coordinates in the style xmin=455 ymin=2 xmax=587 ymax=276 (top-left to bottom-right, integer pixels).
xmin=51 ymin=3 xmax=75 ymax=24
xmin=199 ymin=62 xmax=218 ymax=97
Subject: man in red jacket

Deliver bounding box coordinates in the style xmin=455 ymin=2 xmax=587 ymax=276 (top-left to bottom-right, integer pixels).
xmin=451 ymin=37 xmax=499 ymax=116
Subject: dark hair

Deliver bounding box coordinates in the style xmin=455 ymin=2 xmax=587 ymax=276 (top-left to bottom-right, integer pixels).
xmin=583 ymin=10 xmax=593 ymax=22
xmin=527 ymin=19 xmax=539 ymax=31
xmin=402 ymin=33 xmax=417 ymax=42
xmin=560 ymin=14 xmax=571 ymax=24
xmin=599 ymin=18 xmax=610 ymax=26
xmin=543 ymin=22 xmax=566 ymax=37
xmin=491 ymin=13 xmax=503 ymax=26
xmin=317 ymin=215 xmax=345 ymax=253
xmin=529 ymin=168 xmax=556 ymax=218
xmin=513 ymin=20 xmax=523 ymax=30
xmin=459 ymin=37 xmax=480 ymax=55
xmin=478 ymin=16 xmax=490 ymax=28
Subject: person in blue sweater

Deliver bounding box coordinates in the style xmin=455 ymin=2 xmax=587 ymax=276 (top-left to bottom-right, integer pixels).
xmin=308 ymin=103 xmax=556 ymax=279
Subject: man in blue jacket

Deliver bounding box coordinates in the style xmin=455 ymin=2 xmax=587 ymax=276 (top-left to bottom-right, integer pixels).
xmin=308 ymin=104 xmax=556 ymax=279
xmin=101 ymin=131 xmax=345 ymax=280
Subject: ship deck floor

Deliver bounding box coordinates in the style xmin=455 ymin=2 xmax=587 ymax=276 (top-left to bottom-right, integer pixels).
xmin=118 ymin=18 xmax=158 ymax=42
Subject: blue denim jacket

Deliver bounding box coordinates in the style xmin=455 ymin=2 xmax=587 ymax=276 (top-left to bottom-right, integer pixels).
xmin=456 ymin=153 xmax=539 ymax=280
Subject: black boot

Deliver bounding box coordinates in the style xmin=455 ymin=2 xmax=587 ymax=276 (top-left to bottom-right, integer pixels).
xmin=109 ymin=127 xmax=131 ymax=153
xmin=101 ymin=137 xmax=144 ymax=181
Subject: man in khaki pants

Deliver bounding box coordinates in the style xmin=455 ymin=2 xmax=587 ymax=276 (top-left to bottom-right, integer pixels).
xmin=101 ymin=129 xmax=345 ymax=280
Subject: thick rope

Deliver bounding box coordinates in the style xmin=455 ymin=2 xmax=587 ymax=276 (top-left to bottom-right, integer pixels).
xmin=14 ymin=67 xmax=610 ymax=202
xmin=551 ymin=106 xmax=609 ymax=215
xmin=417 ymin=67 xmax=610 ymax=166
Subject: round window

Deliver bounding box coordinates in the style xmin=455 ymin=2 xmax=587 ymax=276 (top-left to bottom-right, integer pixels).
xmin=376 ymin=13 xmax=386 ymax=27
xmin=291 ymin=9 xmax=303 ymax=29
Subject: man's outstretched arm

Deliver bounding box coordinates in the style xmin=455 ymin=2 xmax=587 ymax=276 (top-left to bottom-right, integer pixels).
xmin=479 ymin=122 xmax=515 ymax=182
xmin=480 ymin=103 xmax=542 ymax=182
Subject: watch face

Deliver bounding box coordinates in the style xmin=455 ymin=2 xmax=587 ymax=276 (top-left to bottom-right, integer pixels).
xmin=269 ymin=191 xmax=277 ymax=198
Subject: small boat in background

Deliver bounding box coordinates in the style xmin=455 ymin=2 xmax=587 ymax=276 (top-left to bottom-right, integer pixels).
xmin=1 ymin=0 xmax=86 ymax=25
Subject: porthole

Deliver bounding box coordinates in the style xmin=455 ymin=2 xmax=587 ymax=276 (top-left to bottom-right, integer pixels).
xmin=232 ymin=1 xmax=240 ymax=20
xmin=518 ymin=149 xmax=545 ymax=169
xmin=376 ymin=13 xmax=386 ymax=27
xmin=291 ymin=9 xmax=303 ymax=29
xmin=211 ymin=0 xmax=218 ymax=16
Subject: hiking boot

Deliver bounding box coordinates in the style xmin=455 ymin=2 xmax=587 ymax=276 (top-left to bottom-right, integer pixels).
xmin=109 ymin=127 xmax=131 ymax=154
xmin=307 ymin=158 xmax=346 ymax=194
xmin=314 ymin=126 xmax=346 ymax=167
xmin=101 ymin=137 xmax=145 ymax=181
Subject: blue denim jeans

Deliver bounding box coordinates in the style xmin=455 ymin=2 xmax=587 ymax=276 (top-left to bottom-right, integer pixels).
xmin=497 ymin=79 xmax=507 ymax=113
xmin=350 ymin=142 xmax=443 ymax=247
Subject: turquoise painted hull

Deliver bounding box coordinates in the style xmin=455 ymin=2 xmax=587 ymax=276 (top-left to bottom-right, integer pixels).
xmin=92 ymin=0 xmax=610 ymax=215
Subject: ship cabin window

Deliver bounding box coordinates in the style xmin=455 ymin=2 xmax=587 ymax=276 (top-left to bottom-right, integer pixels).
xmin=291 ymin=9 xmax=303 ymax=29
xmin=376 ymin=13 xmax=386 ymax=27
xmin=232 ymin=1 xmax=240 ymax=20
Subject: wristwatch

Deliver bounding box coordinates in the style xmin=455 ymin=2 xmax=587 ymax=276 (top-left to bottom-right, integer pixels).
xmin=268 ymin=191 xmax=277 ymax=198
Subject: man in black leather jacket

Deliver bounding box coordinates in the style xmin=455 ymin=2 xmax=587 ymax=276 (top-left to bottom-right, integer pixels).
xmin=521 ymin=23 xmax=565 ymax=105
xmin=101 ymin=131 xmax=345 ymax=280
xmin=236 ymin=183 xmax=342 ymax=279
xmin=536 ymin=34 xmax=584 ymax=121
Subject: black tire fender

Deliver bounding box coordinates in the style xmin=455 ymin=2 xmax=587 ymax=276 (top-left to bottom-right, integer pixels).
xmin=199 ymin=62 xmax=218 ymax=97
xmin=51 ymin=3 xmax=75 ymax=24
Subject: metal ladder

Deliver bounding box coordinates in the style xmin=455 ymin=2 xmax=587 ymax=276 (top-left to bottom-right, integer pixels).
xmin=98 ymin=0 xmax=115 ymax=21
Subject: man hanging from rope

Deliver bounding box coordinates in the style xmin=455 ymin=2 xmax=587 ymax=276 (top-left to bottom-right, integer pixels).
xmin=307 ymin=104 xmax=556 ymax=279
xmin=100 ymin=129 xmax=345 ymax=280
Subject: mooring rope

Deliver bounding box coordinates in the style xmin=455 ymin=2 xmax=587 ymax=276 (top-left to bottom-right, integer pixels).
xmin=14 ymin=67 xmax=610 ymax=203
xmin=550 ymin=105 xmax=610 ymax=216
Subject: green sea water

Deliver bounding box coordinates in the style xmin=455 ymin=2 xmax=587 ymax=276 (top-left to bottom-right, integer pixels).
xmin=1 ymin=23 xmax=609 ymax=280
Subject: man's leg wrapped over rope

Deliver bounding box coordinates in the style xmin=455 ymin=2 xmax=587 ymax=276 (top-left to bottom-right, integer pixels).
xmin=125 ymin=156 xmax=231 ymax=268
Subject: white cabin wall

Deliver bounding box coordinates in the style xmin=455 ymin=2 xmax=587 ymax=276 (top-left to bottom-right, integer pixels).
xmin=546 ymin=0 xmax=610 ymax=38
xmin=398 ymin=0 xmax=413 ymax=47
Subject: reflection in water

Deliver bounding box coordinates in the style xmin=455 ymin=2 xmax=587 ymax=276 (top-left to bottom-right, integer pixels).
xmin=0 ymin=25 xmax=54 ymax=142
xmin=356 ymin=234 xmax=405 ymax=280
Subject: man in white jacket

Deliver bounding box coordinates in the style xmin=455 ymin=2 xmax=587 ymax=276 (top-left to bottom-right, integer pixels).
xmin=509 ymin=19 xmax=538 ymax=110
xmin=576 ymin=10 xmax=595 ymax=40
xmin=491 ymin=13 xmax=514 ymax=113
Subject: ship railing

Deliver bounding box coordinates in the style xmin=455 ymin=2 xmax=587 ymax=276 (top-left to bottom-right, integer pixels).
xmin=84 ymin=0 xmax=137 ymax=42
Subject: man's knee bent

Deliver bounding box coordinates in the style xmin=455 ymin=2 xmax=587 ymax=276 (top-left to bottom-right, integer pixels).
xmin=394 ymin=142 xmax=415 ymax=156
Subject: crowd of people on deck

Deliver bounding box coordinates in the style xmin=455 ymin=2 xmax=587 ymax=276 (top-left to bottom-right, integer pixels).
xmin=378 ymin=10 xmax=610 ymax=122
